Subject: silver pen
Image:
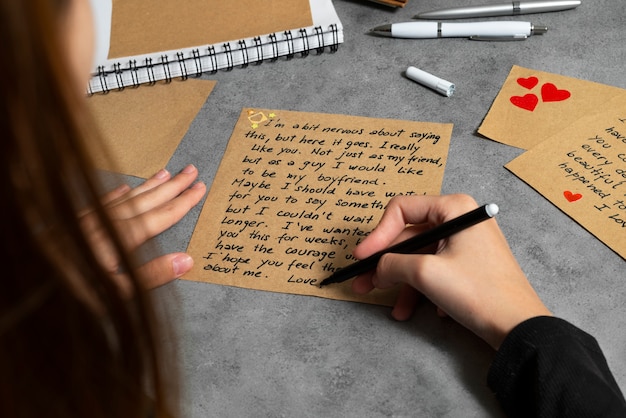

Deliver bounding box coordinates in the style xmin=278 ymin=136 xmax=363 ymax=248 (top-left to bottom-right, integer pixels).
xmin=414 ymin=0 xmax=581 ymax=19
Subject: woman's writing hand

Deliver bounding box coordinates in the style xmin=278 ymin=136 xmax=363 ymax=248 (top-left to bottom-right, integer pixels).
xmin=351 ymin=194 xmax=551 ymax=349
xmin=80 ymin=164 xmax=206 ymax=289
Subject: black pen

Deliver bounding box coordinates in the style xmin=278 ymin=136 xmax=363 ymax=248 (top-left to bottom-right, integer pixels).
xmin=319 ymin=203 xmax=499 ymax=287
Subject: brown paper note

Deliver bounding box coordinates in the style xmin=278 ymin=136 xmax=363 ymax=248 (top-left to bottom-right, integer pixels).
xmin=87 ymin=79 xmax=215 ymax=178
xmin=109 ymin=0 xmax=312 ymax=58
xmin=479 ymin=65 xmax=625 ymax=150
xmin=184 ymin=108 xmax=453 ymax=306
xmin=506 ymin=96 xmax=626 ymax=259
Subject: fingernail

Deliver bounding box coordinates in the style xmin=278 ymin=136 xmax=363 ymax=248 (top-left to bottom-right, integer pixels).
xmin=154 ymin=169 xmax=169 ymax=179
xmin=182 ymin=164 xmax=196 ymax=174
xmin=172 ymin=254 xmax=193 ymax=277
xmin=191 ymin=181 xmax=205 ymax=189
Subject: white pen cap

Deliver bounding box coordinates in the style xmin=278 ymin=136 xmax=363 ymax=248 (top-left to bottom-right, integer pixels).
xmin=406 ymin=66 xmax=455 ymax=97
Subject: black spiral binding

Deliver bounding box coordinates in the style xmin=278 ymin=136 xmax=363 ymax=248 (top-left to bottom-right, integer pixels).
xmin=223 ymin=42 xmax=234 ymax=71
xmin=88 ymin=24 xmax=340 ymax=94
xmin=192 ymin=49 xmax=203 ymax=76
xmin=129 ymin=60 xmax=140 ymax=87
xmin=161 ymin=55 xmax=172 ymax=83
xmin=207 ymin=46 xmax=218 ymax=74
xmin=299 ymin=28 xmax=310 ymax=57
xmin=97 ymin=65 xmax=108 ymax=94
xmin=113 ymin=63 xmax=125 ymax=91
xmin=176 ymin=52 xmax=188 ymax=80
xmin=329 ymin=24 xmax=339 ymax=53
xmin=268 ymin=33 xmax=279 ymax=62
xmin=146 ymin=58 xmax=156 ymax=85
xmin=238 ymin=40 xmax=249 ymax=68
xmin=253 ymin=37 xmax=264 ymax=65
xmin=314 ymin=27 xmax=325 ymax=54
xmin=284 ymin=31 xmax=295 ymax=60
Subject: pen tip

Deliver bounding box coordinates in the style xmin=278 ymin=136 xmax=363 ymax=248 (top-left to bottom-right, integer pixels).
xmin=370 ymin=24 xmax=392 ymax=36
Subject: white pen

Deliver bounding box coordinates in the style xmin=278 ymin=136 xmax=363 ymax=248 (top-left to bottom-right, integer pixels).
xmin=370 ymin=21 xmax=548 ymax=40
xmin=414 ymin=0 xmax=581 ymax=19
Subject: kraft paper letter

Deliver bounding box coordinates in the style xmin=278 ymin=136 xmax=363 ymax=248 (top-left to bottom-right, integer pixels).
xmin=87 ymin=79 xmax=215 ymax=178
xmin=479 ymin=65 xmax=626 ymax=150
xmin=109 ymin=0 xmax=312 ymax=58
xmin=184 ymin=108 xmax=453 ymax=306
xmin=506 ymin=96 xmax=626 ymax=259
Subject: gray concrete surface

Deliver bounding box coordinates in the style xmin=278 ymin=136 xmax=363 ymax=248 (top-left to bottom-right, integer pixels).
xmin=145 ymin=1 xmax=625 ymax=416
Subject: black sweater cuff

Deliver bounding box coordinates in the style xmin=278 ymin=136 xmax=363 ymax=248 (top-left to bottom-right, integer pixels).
xmin=487 ymin=316 xmax=626 ymax=418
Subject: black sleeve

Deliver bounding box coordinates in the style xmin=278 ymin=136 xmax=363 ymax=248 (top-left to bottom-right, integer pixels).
xmin=487 ymin=316 xmax=626 ymax=418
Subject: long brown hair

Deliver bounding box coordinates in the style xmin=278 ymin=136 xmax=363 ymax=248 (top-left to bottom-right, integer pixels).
xmin=0 ymin=1 xmax=175 ymax=416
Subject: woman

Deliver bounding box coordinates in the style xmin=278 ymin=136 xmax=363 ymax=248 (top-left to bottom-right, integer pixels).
xmin=1 ymin=0 xmax=205 ymax=416
xmin=2 ymin=1 xmax=624 ymax=417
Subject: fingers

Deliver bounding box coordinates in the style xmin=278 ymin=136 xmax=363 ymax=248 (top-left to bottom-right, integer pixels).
xmin=100 ymin=183 xmax=132 ymax=205
xmin=77 ymin=183 xmax=131 ymax=217
xmin=77 ymin=165 xmax=205 ymax=294
xmin=124 ymin=180 xmax=206 ymax=246
xmin=354 ymin=272 xmax=422 ymax=322
xmin=80 ymin=164 xmax=206 ymax=287
xmin=110 ymin=253 xmax=195 ymax=292
xmin=390 ymin=284 xmax=421 ymax=321
xmin=351 ymin=194 xmax=479 ymax=294
xmin=372 ymin=252 xmax=439 ymax=291
xmin=98 ymin=165 xmax=206 ymax=249
xmin=100 ymin=169 xmax=172 ymax=212
xmin=352 ymin=271 xmax=376 ymax=294
xmin=117 ymin=168 xmax=172 ymax=201
xmin=352 ymin=194 xmax=479 ymax=260
xmin=135 ymin=252 xmax=195 ymax=289
xmin=106 ymin=165 xmax=198 ymax=220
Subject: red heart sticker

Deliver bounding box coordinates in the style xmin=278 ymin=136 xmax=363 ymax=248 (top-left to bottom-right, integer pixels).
xmin=541 ymin=83 xmax=571 ymax=102
xmin=564 ymin=191 xmax=582 ymax=202
xmin=510 ymin=94 xmax=539 ymax=111
xmin=517 ymin=76 xmax=539 ymax=90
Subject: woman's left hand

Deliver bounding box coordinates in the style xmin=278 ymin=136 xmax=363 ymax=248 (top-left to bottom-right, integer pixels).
xmin=80 ymin=164 xmax=206 ymax=289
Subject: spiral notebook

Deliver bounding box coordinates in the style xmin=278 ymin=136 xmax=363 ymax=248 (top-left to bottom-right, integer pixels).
xmin=89 ymin=0 xmax=343 ymax=94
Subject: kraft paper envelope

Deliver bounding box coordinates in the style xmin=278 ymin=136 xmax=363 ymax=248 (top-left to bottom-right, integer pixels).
xmin=506 ymin=95 xmax=626 ymax=259
xmin=183 ymin=108 xmax=453 ymax=306
xmin=479 ymin=65 xmax=626 ymax=150
xmin=87 ymin=79 xmax=215 ymax=178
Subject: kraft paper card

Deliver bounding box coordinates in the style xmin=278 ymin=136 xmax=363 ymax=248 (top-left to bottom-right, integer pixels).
xmin=479 ymin=65 xmax=626 ymax=150
xmin=184 ymin=108 xmax=453 ymax=306
xmin=109 ymin=0 xmax=312 ymax=58
xmin=506 ymin=96 xmax=626 ymax=259
xmin=87 ymin=79 xmax=215 ymax=178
